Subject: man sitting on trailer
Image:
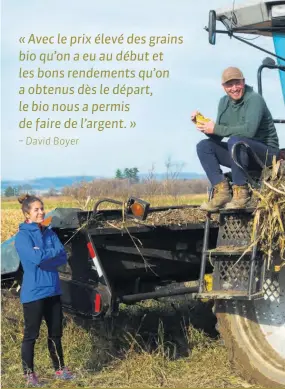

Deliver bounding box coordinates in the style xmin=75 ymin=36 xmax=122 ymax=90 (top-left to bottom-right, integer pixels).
xmin=191 ymin=66 xmax=280 ymax=212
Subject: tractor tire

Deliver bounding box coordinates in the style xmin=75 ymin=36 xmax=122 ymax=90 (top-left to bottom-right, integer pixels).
xmin=214 ymin=268 xmax=285 ymax=388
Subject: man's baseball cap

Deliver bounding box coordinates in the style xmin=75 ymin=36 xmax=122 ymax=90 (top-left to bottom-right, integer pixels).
xmin=222 ymin=67 xmax=244 ymax=84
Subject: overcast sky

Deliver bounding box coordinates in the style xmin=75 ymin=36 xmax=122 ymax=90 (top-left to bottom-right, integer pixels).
xmin=1 ymin=0 xmax=284 ymax=180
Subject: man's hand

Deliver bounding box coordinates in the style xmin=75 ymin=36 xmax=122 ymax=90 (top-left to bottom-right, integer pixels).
xmin=196 ymin=120 xmax=215 ymax=134
xmin=190 ymin=110 xmax=199 ymax=123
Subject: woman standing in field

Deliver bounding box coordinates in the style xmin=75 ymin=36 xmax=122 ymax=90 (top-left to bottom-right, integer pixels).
xmin=15 ymin=194 xmax=73 ymax=386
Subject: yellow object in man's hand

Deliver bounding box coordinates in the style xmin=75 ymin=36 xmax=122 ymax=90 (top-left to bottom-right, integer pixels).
xmin=195 ymin=112 xmax=211 ymax=125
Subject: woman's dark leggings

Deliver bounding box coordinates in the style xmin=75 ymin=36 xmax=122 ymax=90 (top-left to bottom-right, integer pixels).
xmin=22 ymin=295 xmax=65 ymax=374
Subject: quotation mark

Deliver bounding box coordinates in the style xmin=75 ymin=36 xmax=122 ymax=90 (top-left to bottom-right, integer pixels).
xmin=130 ymin=121 xmax=136 ymax=128
xmin=19 ymin=37 xmax=25 ymax=44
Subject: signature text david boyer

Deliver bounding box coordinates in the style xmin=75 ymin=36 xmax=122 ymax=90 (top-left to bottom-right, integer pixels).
xmin=24 ymin=137 xmax=80 ymax=147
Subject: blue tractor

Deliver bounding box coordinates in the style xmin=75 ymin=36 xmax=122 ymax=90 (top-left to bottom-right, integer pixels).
xmin=206 ymin=1 xmax=285 ymax=387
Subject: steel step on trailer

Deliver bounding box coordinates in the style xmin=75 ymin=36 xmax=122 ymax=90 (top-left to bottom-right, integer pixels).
xmin=196 ymin=290 xmax=264 ymax=300
xmin=197 ymin=207 xmax=266 ymax=300
xmin=204 ymin=247 xmax=252 ymax=256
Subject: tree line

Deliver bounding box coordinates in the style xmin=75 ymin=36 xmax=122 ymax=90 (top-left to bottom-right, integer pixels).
xmin=115 ymin=167 xmax=139 ymax=182
xmin=3 ymin=185 xmax=33 ymax=197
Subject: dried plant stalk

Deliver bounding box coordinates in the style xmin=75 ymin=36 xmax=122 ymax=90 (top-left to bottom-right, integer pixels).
xmin=250 ymin=158 xmax=285 ymax=266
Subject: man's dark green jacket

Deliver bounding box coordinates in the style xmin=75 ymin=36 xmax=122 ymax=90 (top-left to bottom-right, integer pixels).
xmin=213 ymin=85 xmax=279 ymax=149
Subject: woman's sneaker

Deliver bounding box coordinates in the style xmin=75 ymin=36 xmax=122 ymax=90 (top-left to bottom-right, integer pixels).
xmin=25 ymin=372 xmax=40 ymax=387
xmin=55 ymin=366 xmax=74 ymax=380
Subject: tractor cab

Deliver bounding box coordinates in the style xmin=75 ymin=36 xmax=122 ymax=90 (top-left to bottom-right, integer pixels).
xmin=208 ymin=0 xmax=285 ymax=104
xmin=207 ymin=0 xmax=285 ymax=188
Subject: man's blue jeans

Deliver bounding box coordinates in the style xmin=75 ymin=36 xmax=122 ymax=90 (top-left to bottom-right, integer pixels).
xmin=196 ymin=136 xmax=279 ymax=186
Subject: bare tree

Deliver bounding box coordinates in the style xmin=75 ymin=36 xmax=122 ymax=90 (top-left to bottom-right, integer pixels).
xmin=62 ymin=180 xmax=92 ymax=210
xmin=165 ymin=155 xmax=186 ymax=181
xmin=141 ymin=163 xmax=161 ymax=196
xmin=163 ymin=156 xmax=186 ymax=198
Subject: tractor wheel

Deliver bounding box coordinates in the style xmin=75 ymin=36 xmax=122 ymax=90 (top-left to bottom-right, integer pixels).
xmin=214 ymin=268 xmax=285 ymax=388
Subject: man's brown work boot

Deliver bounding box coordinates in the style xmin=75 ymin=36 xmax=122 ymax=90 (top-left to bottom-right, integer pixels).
xmin=200 ymin=180 xmax=232 ymax=212
xmin=224 ymin=184 xmax=251 ymax=209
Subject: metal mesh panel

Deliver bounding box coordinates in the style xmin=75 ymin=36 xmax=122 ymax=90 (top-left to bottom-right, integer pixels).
xmin=213 ymin=259 xmax=263 ymax=293
xmin=263 ymin=278 xmax=280 ymax=303
xmin=217 ymin=213 xmax=253 ymax=247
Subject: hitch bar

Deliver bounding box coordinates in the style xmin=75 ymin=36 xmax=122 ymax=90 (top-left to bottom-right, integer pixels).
xmin=120 ymin=285 xmax=199 ymax=304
